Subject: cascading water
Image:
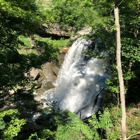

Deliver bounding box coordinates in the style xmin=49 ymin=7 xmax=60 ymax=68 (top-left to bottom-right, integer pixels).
xmin=44 ymin=38 xmax=109 ymax=119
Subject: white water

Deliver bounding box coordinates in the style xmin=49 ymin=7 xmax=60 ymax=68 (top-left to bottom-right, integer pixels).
xmin=44 ymin=38 xmax=109 ymax=119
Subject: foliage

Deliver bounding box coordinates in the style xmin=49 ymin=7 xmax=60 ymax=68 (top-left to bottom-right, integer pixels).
xmin=28 ymin=132 xmax=45 ymax=140
xmin=126 ymin=107 xmax=140 ymax=138
xmin=90 ymin=0 xmax=140 ymax=103
xmin=36 ymin=36 xmax=69 ymax=49
xmin=0 ymin=0 xmax=40 ymax=90
xmin=45 ymin=0 xmax=101 ymax=30
xmin=18 ymin=35 xmax=31 ymax=47
xmin=105 ymin=106 xmax=122 ymax=139
xmin=0 ymin=0 xmax=61 ymax=91
xmin=55 ymin=111 xmax=94 ymax=140
xmin=0 ymin=120 xmax=6 ymax=130
xmin=26 ymin=108 xmax=114 ymax=140
xmin=0 ymin=109 xmax=26 ymax=139
xmin=88 ymin=108 xmax=113 ymax=140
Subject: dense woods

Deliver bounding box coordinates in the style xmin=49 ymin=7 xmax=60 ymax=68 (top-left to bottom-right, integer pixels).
xmin=0 ymin=0 xmax=140 ymax=139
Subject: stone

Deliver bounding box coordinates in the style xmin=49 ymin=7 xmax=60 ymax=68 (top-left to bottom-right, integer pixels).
xmin=34 ymin=81 xmax=42 ymax=89
xmin=41 ymin=80 xmax=55 ymax=91
xmin=30 ymin=68 xmax=40 ymax=80
xmin=61 ymin=47 xmax=69 ymax=53
xmin=41 ymin=62 xmax=57 ymax=82
xmin=57 ymin=53 xmax=65 ymax=65
xmin=52 ymin=65 xmax=59 ymax=76
xmin=9 ymin=90 xmax=15 ymax=95
xmin=41 ymin=23 xmax=73 ymax=37
xmin=77 ymin=26 xmax=92 ymax=35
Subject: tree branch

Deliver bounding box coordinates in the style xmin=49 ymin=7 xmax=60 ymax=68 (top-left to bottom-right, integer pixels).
xmin=126 ymin=132 xmax=140 ymax=140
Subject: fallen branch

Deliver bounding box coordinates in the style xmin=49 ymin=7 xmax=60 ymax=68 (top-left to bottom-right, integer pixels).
xmin=126 ymin=132 xmax=140 ymax=140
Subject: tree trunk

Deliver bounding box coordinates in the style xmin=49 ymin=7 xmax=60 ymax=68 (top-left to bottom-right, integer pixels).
xmin=114 ymin=6 xmax=126 ymax=140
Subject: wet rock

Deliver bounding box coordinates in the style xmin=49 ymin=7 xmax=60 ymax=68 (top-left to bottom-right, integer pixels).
xmin=41 ymin=80 xmax=55 ymax=91
xmin=52 ymin=66 xmax=59 ymax=76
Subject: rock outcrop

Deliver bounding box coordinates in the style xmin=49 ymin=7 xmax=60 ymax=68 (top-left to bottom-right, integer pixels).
xmin=37 ymin=23 xmax=92 ymax=39
xmin=37 ymin=23 xmax=74 ymax=38
xmin=33 ymin=50 xmax=68 ymax=102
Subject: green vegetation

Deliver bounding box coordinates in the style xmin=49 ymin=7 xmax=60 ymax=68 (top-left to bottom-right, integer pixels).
xmin=0 ymin=0 xmax=140 ymax=139
xmin=0 ymin=109 xmax=26 ymax=139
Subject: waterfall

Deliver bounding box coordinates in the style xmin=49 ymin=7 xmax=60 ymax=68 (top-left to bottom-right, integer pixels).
xmin=44 ymin=38 xmax=109 ymax=119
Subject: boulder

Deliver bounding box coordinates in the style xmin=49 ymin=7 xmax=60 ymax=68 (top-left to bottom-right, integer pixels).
xmin=30 ymin=68 xmax=40 ymax=80
xmin=24 ymin=67 xmax=40 ymax=80
xmin=41 ymin=80 xmax=55 ymax=91
xmin=41 ymin=62 xmax=58 ymax=82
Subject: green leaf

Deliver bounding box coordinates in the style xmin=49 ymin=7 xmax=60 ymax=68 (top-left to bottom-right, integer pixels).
xmin=0 ymin=120 xmax=6 ymax=130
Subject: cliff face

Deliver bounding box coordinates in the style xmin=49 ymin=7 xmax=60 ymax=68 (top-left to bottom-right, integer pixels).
xmin=37 ymin=23 xmax=92 ymax=39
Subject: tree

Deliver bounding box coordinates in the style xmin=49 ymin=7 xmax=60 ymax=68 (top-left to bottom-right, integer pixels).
xmin=46 ymin=0 xmax=101 ymax=31
xmin=0 ymin=0 xmax=45 ymax=90
xmin=114 ymin=2 xmax=126 ymax=140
